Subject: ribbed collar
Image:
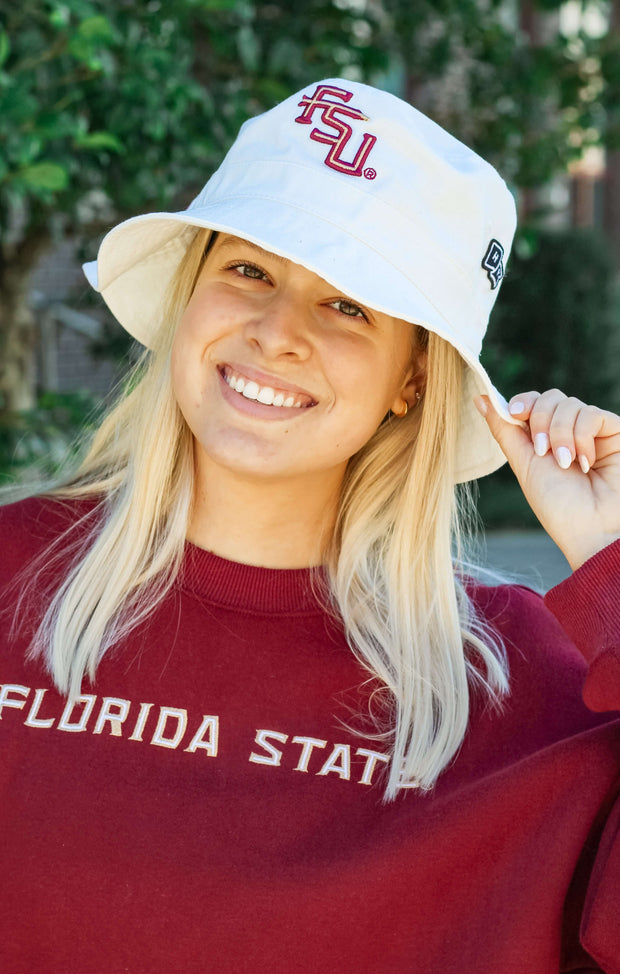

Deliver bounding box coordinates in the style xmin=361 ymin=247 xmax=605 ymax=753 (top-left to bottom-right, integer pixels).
xmin=180 ymin=542 xmax=327 ymax=614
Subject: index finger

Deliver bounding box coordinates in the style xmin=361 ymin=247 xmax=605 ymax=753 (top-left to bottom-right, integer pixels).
xmin=506 ymin=391 xmax=541 ymax=419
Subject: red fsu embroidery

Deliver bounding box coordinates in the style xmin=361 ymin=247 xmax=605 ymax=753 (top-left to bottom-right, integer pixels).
xmin=294 ymin=83 xmax=377 ymax=178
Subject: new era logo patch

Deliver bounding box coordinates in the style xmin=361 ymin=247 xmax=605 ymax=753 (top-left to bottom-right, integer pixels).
xmin=482 ymin=239 xmax=505 ymax=289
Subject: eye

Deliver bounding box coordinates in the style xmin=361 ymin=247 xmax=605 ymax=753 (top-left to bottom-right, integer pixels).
xmin=330 ymin=298 xmax=369 ymax=321
xmin=225 ymin=261 xmax=270 ymax=281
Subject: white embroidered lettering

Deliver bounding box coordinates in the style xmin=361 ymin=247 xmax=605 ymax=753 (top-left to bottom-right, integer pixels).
xmin=398 ymin=767 xmax=421 ymax=789
xmin=58 ymin=694 xmax=96 ymax=732
xmin=356 ymin=747 xmax=390 ymax=786
xmin=317 ymin=743 xmax=351 ymax=780
xmin=93 ymin=697 xmax=130 ymax=737
xmin=249 ymin=729 xmax=288 ymax=766
xmin=291 ymin=735 xmax=327 ymax=772
xmin=150 ymin=707 xmax=188 ymax=749
xmin=184 ymin=715 xmax=219 ymax=756
xmin=24 ymin=688 xmax=55 ymax=729
xmin=128 ymin=702 xmax=153 ymax=741
xmin=0 ymin=679 xmax=391 ymax=792
xmin=0 ymin=684 xmax=29 ymax=718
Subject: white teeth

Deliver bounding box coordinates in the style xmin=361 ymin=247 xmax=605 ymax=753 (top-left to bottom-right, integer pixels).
xmin=257 ymin=386 xmax=275 ymax=405
xmin=224 ymin=369 xmax=310 ymax=409
xmin=242 ymin=380 xmax=260 ymax=400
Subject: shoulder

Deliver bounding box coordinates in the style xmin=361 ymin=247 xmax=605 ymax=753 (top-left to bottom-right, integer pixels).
xmin=469 ymin=577 xmax=577 ymax=661
xmin=467 ymin=578 xmax=601 ymax=726
xmin=0 ymin=494 xmax=100 ymax=591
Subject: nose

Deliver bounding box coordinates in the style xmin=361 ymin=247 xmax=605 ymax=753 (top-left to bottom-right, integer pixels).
xmin=244 ymin=289 xmax=313 ymax=360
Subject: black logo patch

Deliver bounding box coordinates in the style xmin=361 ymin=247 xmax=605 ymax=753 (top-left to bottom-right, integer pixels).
xmin=482 ymin=239 xmax=505 ymax=289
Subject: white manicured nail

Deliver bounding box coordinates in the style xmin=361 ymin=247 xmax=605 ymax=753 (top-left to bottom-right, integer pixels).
xmin=534 ymin=432 xmax=549 ymax=456
xmin=556 ymin=446 xmax=572 ymax=469
xmin=509 ymin=401 xmax=525 ymax=415
xmin=579 ymin=455 xmax=590 ymax=474
xmin=474 ymin=396 xmax=488 ymax=417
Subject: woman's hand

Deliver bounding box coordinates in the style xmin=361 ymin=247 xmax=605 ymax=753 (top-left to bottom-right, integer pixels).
xmin=474 ymin=390 xmax=620 ymax=571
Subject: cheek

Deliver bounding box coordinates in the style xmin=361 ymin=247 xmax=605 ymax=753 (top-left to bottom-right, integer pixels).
xmin=170 ymin=341 xmax=184 ymax=407
xmin=331 ymin=341 xmax=407 ymax=414
xmin=170 ymin=320 xmax=189 ymax=397
xmin=175 ymin=296 xmax=208 ymax=353
xmin=170 ymin=314 xmax=206 ymax=418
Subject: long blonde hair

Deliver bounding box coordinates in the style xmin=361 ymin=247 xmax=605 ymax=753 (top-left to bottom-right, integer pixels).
xmin=21 ymin=228 xmax=508 ymax=799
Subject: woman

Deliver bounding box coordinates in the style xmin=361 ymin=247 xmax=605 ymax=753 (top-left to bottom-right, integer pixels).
xmin=1 ymin=79 xmax=619 ymax=973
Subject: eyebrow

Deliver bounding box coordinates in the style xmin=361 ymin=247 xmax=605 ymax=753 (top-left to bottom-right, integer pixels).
xmin=217 ymin=235 xmax=288 ymax=264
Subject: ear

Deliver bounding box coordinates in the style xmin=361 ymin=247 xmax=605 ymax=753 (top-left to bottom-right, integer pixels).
xmin=395 ymin=352 xmax=427 ymax=412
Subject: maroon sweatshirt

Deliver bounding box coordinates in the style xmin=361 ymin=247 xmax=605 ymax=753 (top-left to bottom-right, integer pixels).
xmin=0 ymin=496 xmax=619 ymax=973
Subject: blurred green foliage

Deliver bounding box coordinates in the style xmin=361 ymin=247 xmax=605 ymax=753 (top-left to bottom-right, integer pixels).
xmin=0 ymin=390 xmax=100 ymax=485
xmin=0 ymin=0 xmax=386 ymax=242
xmin=377 ymin=0 xmax=620 ymax=183
xmin=2 ymin=0 xmax=619 ymax=243
xmin=484 ymin=226 xmax=619 ymax=410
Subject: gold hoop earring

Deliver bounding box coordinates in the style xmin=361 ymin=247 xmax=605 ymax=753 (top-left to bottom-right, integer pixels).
xmin=393 ymin=400 xmax=408 ymax=418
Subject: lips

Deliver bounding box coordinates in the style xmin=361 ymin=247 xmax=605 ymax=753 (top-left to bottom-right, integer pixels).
xmin=220 ymin=365 xmax=317 ymax=409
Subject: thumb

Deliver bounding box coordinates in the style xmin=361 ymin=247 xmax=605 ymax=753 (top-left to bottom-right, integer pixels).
xmin=473 ymin=395 xmax=532 ymax=475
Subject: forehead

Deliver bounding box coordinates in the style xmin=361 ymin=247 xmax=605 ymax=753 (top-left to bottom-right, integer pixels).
xmin=213 ymin=234 xmax=289 ymax=265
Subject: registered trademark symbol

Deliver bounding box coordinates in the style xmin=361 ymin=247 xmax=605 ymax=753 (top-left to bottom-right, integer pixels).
xmin=363 ymin=168 xmax=377 ymax=180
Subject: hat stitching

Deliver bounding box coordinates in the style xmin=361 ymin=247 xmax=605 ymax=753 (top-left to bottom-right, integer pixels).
xmin=188 ymin=193 xmax=475 ymax=322
xmin=101 ymin=206 xmax=482 ymax=353
xmin=201 ymin=158 xmax=497 ymax=279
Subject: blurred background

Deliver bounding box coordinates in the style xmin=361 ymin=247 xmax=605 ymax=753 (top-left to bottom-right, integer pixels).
xmin=1 ymin=0 xmax=619 ymax=586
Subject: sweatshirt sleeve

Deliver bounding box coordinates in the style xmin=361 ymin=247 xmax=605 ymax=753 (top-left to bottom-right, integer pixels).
xmin=578 ymin=798 xmax=620 ymax=974
xmin=545 ymin=540 xmax=620 ymax=974
xmin=544 ymin=539 xmax=620 ymax=713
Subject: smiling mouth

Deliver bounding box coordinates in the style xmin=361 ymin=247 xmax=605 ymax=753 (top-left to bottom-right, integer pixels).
xmin=220 ymin=366 xmax=317 ymax=409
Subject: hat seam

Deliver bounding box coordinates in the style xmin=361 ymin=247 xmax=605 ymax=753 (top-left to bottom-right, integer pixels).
xmin=200 ymin=159 xmax=485 ymax=284
xmin=189 ymin=193 xmax=474 ymax=331
xmin=99 ymin=207 xmax=486 ymax=362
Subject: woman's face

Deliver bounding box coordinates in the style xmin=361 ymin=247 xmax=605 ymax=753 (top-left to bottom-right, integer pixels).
xmin=171 ymin=234 xmax=424 ymax=487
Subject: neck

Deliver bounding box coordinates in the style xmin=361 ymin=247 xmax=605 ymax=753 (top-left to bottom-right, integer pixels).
xmin=187 ymin=457 xmax=344 ymax=569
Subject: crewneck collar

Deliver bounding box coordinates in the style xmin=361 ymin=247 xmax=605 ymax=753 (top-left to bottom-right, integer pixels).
xmin=180 ymin=542 xmax=328 ymax=614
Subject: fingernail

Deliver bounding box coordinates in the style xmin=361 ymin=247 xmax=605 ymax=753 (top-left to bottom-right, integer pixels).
xmin=509 ymin=401 xmax=525 ymax=415
xmin=474 ymin=396 xmax=488 ymax=417
xmin=579 ymin=454 xmax=590 ymax=474
xmin=556 ymin=446 xmax=572 ymax=469
xmin=534 ymin=432 xmax=549 ymax=457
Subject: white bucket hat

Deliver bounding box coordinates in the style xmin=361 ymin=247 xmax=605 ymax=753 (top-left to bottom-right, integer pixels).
xmin=83 ymin=78 xmax=521 ymax=483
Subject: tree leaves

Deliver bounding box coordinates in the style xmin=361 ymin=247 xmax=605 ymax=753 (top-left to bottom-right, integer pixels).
xmin=15 ymin=162 xmax=69 ymax=191
xmin=0 ymin=30 xmax=10 ymax=67
xmin=73 ymin=131 xmax=123 ymax=153
xmin=1 ymin=0 xmax=618 ymax=242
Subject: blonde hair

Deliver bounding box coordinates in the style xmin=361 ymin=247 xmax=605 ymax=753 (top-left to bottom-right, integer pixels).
xmin=329 ymin=332 xmax=508 ymax=797
xmin=19 ymin=228 xmax=508 ymax=799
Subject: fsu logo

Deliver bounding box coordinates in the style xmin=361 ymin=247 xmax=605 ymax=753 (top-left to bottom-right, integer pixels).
xmin=481 ymin=238 xmax=505 ymax=289
xmin=294 ymin=84 xmax=377 ymax=178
